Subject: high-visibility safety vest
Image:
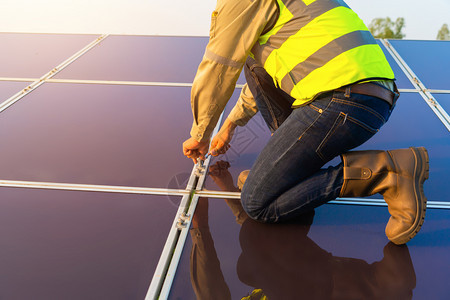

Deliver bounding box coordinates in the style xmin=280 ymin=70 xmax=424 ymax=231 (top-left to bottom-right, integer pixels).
xmin=251 ymin=0 xmax=395 ymax=106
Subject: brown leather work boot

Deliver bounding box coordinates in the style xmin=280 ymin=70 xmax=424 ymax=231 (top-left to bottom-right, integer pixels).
xmin=340 ymin=147 xmax=429 ymax=245
xmin=237 ymin=170 xmax=250 ymax=191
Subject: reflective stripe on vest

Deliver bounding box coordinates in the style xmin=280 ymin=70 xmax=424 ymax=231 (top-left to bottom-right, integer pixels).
xmin=251 ymin=0 xmax=395 ymax=106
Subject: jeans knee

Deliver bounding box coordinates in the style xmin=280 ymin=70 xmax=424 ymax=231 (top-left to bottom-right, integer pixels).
xmin=241 ymin=188 xmax=275 ymax=223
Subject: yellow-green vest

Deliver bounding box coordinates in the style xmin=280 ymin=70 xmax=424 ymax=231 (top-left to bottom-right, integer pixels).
xmin=251 ymin=0 xmax=395 ymax=106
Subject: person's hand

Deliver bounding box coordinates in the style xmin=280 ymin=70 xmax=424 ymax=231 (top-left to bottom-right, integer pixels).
xmin=210 ymin=118 xmax=237 ymax=157
xmin=182 ymin=137 xmax=210 ymax=163
xmin=209 ymin=161 xmax=239 ymax=192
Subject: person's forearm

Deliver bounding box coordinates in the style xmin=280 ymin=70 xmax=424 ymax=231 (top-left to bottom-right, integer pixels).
xmin=221 ymin=117 xmax=237 ymax=135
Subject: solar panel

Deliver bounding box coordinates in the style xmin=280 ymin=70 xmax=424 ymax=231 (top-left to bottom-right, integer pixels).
xmin=0 ymin=33 xmax=448 ymax=299
xmin=435 ymin=93 xmax=450 ymax=112
xmin=53 ymin=35 xmax=207 ymax=83
xmin=0 ymin=83 xmax=194 ymax=188
xmin=0 ymin=33 xmax=97 ymax=78
xmin=389 ymin=40 xmax=450 ymax=90
xmin=53 ymin=35 xmax=246 ymax=84
xmin=0 ymin=187 xmax=179 ymax=300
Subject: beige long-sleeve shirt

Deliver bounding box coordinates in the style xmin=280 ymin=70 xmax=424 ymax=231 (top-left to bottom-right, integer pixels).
xmin=190 ymin=0 xmax=277 ymax=142
xmin=189 ymin=0 xmax=395 ymax=142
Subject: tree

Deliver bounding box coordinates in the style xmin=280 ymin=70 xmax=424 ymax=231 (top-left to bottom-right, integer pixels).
xmin=436 ymin=24 xmax=450 ymax=40
xmin=368 ymin=17 xmax=405 ymax=39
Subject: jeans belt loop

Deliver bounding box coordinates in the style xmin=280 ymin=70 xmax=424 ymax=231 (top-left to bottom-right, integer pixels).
xmin=345 ymin=86 xmax=351 ymax=98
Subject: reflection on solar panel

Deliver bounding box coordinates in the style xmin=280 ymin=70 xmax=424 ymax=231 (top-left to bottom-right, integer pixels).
xmin=0 ymin=33 xmax=449 ymax=299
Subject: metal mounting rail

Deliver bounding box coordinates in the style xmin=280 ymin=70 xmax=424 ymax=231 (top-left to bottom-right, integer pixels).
xmin=381 ymin=39 xmax=450 ymax=131
xmin=146 ymin=111 xmax=225 ymax=300
xmin=0 ymin=34 xmax=109 ymax=113
xmin=195 ymin=191 xmax=450 ymax=210
xmin=145 ymin=194 xmax=191 ymax=300
xmin=0 ymin=180 xmax=188 ymax=196
xmin=0 ymin=77 xmax=247 ymax=89
xmin=0 ymin=77 xmax=36 ymax=82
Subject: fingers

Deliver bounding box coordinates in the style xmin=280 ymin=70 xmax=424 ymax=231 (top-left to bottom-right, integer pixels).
xmin=184 ymin=148 xmax=200 ymax=163
xmin=210 ymin=142 xmax=231 ymax=157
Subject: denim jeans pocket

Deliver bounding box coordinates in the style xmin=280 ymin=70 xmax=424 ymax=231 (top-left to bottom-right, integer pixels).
xmin=315 ymin=100 xmax=385 ymax=162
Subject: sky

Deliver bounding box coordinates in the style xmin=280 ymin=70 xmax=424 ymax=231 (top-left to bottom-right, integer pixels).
xmin=0 ymin=0 xmax=449 ymax=40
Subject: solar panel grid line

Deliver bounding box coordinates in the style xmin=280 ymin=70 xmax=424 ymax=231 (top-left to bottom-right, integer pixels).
xmin=33 ymin=78 xmax=247 ymax=89
xmin=8 ymin=77 xmax=450 ymax=95
xmin=381 ymin=39 xmax=450 ymax=131
xmin=427 ymin=89 xmax=450 ymax=94
xmin=0 ymin=77 xmax=37 ymax=82
xmin=150 ymin=112 xmax=226 ymax=300
xmin=157 ymin=194 xmax=202 ymax=300
xmin=1 ymin=78 xmax=247 ymax=91
xmin=398 ymin=88 xmax=421 ymax=93
xmin=195 ymin=191 xmax=450 ymax=210
xmin=0 ymin=34 xmax=109 ymax=113
xmin=141 ymin=150 xmax=211 ymax=299
xmin=0 ymin=179 xmax=189 ymax=196
xmin=145 ymin=194 xmax=192 ymax=300
xmin=48 ymin=79 xmax=195 ymax=87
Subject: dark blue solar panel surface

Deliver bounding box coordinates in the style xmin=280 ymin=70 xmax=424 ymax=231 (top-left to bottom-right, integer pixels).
xmin=169 ymin=199 xmax=450 ymax=299
xmin=0 ymin=81 xmax=31 ymax=102
xmin=0 ymin=83 xmax=194 ymax=189
xmin=434 ymin=93 xmax=450 ymax=112
xmin=0 ymin=33 xmax=97 ymax=78
xmin=389 ymin=40 xmax=450 ymax=90
xmin=54 ymin=35 xmax=246 ymax=84
xmin=0 ymin=187 xmax=178 ymax=300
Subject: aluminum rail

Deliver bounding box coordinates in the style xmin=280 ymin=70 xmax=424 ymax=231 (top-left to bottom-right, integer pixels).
xmin=195 ymin=190 xmax=450 ymax=209
xmin=381 ymin=39 xmax=450 ymax=131
xmin=0 ymin=34 xmax=109 ymax=113
xmin=4 ymin=77 xmax=450 ymax=96
xmin=147 ymin=112 xmax=225 ymax=300
xmin=0 ymin=179 xmax=188 ymax=196
xmin=155 ymin=112 xmax=225 ymax=300
xmin=145 ymin=194 xmax=192 ymax=300
xmin=0 ymin=77 xmax=247 ymax=89
xmin=0 ymin=77 xmax=36 ymax=82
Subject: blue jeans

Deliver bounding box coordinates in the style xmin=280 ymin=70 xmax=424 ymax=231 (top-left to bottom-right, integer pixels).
xmin=240 ymin=58 xmax=397 ymax=222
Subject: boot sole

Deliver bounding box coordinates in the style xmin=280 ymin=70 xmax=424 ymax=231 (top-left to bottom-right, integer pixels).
xmin=390 ymin=147 xmax=429 ymax=245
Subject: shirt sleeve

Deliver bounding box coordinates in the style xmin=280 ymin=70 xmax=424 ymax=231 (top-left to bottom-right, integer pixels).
xmin=227 ymin=83 xmax=259 ymax=127
xmin=190 ymin=0 xmax=277 ymax=142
